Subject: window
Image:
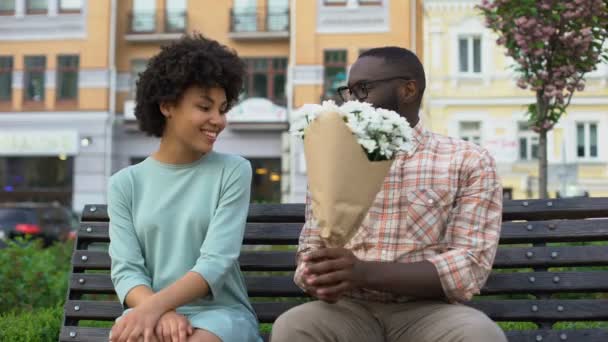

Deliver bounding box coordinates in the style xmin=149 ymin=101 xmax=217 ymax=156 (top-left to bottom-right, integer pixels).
xmin=232 ymin=0 xmax=257 ymax=32
xmin=267 ymin=0 xmax=289 ymax=32
xmin=242 ymin=58 xmax=287 ymax=105
xmin=59 ymin=0 xmax=82 ymax=13
xmin=518 ymin=122 xmax=539 ymax=160
xmin=459 ymin=121 xmax=481 ymax=145
xmin=56 ymin=55 xmax=79 ymax=101
xmin=0 ymin=156 xmax=74 ymax=205
xmin=323 ymin=50 xmax=347 ymax=100
xmin=359 ymin=0 xmax=382 ymax=5
xmin=458 ymin=36 xmax=482 ymax=74
xmin=248 ymin=158 xmax=282 ymax=203
xmin=0 ymin=157 xmax=74 ymax=190
xmin=131 ymin=0 xmax=156 ymax=32
xmin=130 ymin=59 xmax=148 ymax=99
xmin=0 ymin=0 xmax=16 ymax=15
xmin=503 ymin=188 xmax=513 ymax=200
xmin=576 ymin=122 xmax=598 ymax=159
xmin=0 ymin=57 xmax=12 ymax=102
xmin=165 ymin=0 xmax=186 ymax=32
xmin=323 ymin=0 xmax=381 ymax=5
xmin=27 ymin=0 xmax=48 ymax=14
xmin=24 ymin=56 xmax=46 ymax=103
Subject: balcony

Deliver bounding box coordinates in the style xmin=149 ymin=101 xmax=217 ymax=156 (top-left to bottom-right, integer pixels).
xmin=229 ymin=7 xmax=289 ymax=40
xmin=125 ymin=11 xmax=187 ymax=43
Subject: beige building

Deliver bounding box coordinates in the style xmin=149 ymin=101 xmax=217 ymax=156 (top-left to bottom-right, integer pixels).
xmin=288 ymin=0 xmax=423 ymax=202
xmin=423 ymin=0 xmax=608 ymax=199
xmin=0 ymin=0 xmax=424 ymax=208
xmin=0 ymin=0 xmax=114 ymax=210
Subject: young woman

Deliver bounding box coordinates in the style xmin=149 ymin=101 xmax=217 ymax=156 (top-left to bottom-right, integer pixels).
xmin=108 ymin=34 xmax=261 ymax=342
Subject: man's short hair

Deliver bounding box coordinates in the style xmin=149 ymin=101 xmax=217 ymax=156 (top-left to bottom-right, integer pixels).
xmin=360 ymin=47 xmax=426 ymax=102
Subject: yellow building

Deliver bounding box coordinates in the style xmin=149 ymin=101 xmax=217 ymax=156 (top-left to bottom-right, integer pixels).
xmin=0 ymin=0 xmax=114 ymax=210
xmin=1 ymin=0 xmax=424 ymax=207
xmin=423 ymin=0 xmax=608 ymax=199
xmin=113 ymin=0 xmax=291 ymax=204
xmin=111 ymin=0 xmax=423 ymax=204
xmin=288 ymin=0 xmax=423 ymax=202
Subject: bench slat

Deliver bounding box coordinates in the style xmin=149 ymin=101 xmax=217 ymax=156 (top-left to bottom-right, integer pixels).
xmin=483 ymin=272 xmax=608 ymax=294
xmin=76 ymin=222 xmax=304 ymax=245
xmin=244 ymin=272 xmax=608 ymax=297
xmin=505 ymin=329 xmax=608 ymax=342
xmin=72 ymin=245 xmax=608 ymax=272
xmin=69 ymin=273 xmax=114 ymax=294
xmin=72 ymin=251 xmax=110 ymax=271
xmin=494 ymin=245 xmax=608 ymax=268
xmin=76 ymin=219 xmax=608 ymax=247
xmin=502 ymin=198 xmax=608 ymax=221
xmin=69 ymin=271 xmax=608 ymax=296
xmin=82 ymin=198 xmax=608 ymax=224
xmin=58 ymin=326 xmax=608 ymax=342
xmin=59 ymin=327 xmax=111 ymax=342
xmin=64 ymin=300 xmax=122 ymax=321
xmin=63 ymin=299 xmax=608 ymax=322
xmin=500 ymin=219 xmax=608 ymax=244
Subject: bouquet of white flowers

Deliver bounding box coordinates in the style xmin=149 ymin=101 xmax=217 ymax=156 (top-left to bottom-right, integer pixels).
xmin=291 ymin=100 xmax=414 ymax=247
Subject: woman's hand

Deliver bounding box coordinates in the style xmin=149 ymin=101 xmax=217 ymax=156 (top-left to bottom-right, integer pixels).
xmin=155 ymin=310 xmax=193 ymax=342
xmin=110 ymin=302 xmax=164 ymax=342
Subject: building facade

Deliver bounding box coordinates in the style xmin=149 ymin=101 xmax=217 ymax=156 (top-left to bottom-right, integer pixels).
xmin=423 ymin=0 xmax=608 ymax=199
xmin=287 ymin=0 xmax=423 ymax=202
xmin=0 ymin=0 xmax=114 ymax=211
xmin=1 ymin=0 xmax=424 ymax=210
xmin=113 ymin=0 xmax=291 ymax=204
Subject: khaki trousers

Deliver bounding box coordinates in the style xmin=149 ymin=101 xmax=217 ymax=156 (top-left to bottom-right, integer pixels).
xmin=270 ymin=299 xmax=507 ymax=342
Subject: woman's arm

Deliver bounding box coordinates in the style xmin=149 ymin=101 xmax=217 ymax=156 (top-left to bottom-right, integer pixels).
xmin=108 ymin=174 xmax=154 ymax=308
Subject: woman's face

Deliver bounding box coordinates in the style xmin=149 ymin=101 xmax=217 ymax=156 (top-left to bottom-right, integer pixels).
xmin=161 ymin=86 xmax=228 ymax=155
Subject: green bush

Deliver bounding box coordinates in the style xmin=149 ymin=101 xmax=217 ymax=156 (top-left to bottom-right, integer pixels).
xmin=0 ymin=304 xmax=62 ymax=342
xmin=0 ymin=238 xmax=73 ymax=313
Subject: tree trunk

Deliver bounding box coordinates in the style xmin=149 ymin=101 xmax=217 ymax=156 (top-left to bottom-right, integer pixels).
xmin=538 ymin=128 xmax=548 ymax=199
xmin=536 ymin=91 xmax=549 ymax=199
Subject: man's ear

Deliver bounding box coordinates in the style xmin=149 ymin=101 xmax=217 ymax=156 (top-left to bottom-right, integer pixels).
xmin=159 ymin=102 xmax=172 ymax=118
xmin=398 ymin=81 xmax=418 ymax=104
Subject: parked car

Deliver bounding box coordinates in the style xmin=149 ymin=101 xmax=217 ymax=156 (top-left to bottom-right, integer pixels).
xmin=0 ymin=202 xmax=77 ymax=246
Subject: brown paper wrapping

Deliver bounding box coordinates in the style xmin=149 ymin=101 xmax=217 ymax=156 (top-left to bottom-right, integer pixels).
xmin=304 ymin=111 xmax=393 ymax=247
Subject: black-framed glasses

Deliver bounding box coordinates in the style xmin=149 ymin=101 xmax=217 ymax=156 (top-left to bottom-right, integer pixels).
xmin=336 ymin=76 xmax=413 ymax=102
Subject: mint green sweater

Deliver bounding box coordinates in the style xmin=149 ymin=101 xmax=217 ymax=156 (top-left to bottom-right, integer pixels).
xmin=107 ymin=152 xmax=255 ymax=318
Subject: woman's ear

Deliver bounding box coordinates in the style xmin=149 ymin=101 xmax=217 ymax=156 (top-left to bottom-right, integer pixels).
xmin=398 ymin=81 xmax=419 ymax=105
xmin=159 ymin=102 xmax=173 ymax=118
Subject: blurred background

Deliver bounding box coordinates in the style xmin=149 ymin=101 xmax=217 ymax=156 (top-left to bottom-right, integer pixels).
xmin=0 ymin=1 xmax=607 ymax=340
xmin=0 ymin=0 xmax=606 ymax=228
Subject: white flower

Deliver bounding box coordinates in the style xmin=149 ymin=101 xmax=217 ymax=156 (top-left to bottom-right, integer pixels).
xmin=291 ymin=100 xmax=414 ymax=161
xmin=359 ymin=138 xmax=378 ymax=153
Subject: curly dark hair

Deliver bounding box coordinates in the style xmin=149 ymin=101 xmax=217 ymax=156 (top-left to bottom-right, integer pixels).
xmin=134 ymin=33 xmax=246 ymax=137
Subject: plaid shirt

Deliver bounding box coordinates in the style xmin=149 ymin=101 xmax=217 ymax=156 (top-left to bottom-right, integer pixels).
xmin=295 ymin=122 xmax=503 ymax=303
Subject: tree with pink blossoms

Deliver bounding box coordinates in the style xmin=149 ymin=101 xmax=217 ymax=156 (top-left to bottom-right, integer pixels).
xmin=478 ymin=0 xmax=608 ymax=198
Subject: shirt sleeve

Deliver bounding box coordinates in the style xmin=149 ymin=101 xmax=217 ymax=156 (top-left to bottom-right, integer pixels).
xmin=293 ymin=190 xmax=324 ymax=292
xmin=108 ymin=174 xmax=152 ymax=308
xmin=427 ymin=149 xmax=503 ymax=302
xmin=190 ymin=159 xmax=252 ymax=299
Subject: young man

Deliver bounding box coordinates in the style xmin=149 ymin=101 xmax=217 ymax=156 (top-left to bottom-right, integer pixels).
xmin=271 ymin=47 xmax=507 ymax=342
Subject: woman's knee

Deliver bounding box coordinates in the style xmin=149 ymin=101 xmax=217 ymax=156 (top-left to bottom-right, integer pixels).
xmin=187 ymin=329 xmax=222 ymax=342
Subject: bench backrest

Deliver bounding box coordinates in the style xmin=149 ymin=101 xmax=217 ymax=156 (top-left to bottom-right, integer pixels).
xmin=61 ymin=198 xmax=608 ymax=342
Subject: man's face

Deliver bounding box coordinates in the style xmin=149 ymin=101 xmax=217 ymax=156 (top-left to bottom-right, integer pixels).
xmin=347 ymin=56 xmax=400 ymax=113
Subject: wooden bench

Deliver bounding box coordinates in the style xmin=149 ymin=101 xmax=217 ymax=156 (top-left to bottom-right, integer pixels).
xmin=60 ymin=198 xmax=608 ymax=342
